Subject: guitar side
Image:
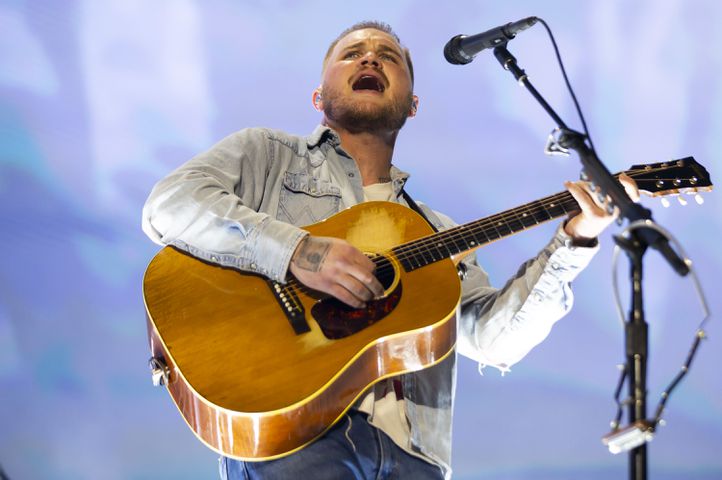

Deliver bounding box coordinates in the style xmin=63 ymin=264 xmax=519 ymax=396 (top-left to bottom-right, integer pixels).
xmin=143 ymin=201 xmax=461 ymax=460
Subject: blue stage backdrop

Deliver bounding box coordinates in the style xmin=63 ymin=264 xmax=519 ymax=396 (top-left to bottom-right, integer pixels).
xmin=1 ymin=1 xmax=720 ymax=479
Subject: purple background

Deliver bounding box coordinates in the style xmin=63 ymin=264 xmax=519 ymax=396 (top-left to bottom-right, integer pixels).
xmin=1 ymin=1 xmax=720 ymax=479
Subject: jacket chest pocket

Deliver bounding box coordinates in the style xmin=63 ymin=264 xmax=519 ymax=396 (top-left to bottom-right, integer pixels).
xmin=277 ymin=172 xmax=342 ymax=226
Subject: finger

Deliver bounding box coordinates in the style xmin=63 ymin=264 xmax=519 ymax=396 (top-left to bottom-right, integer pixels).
xmin=367 ymin=276 xmax=385 ymax=298
xmin=339 ymin=267 xmax=383 ymax=301
xmin=350 ymin=261 xmax=385 ymax=298
xmin=328 ymin=283 xmax=366 ymax=309
xmin=619 ymin=172 xmax=640 ymax=202
xmin=344 ymin=249 xmax=385 ymax=298
xmin=566 ymin=181 xmax=605 ymax=216
xmin=352 ymin=250 xmax=379 ymax=272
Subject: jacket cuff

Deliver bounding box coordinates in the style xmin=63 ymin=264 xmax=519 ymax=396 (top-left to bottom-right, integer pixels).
xmin=251 ymin=218 xmax=308 ymax=282
xmin=543 ymin=224 xmax=600 ymax=282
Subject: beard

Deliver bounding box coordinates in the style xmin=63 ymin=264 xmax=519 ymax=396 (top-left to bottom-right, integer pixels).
xmin=321 ymin=84 xmax=413 ymax=134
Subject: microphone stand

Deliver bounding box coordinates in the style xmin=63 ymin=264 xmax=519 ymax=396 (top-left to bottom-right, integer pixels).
xmin=491 ymin=43 xmax=689 ymax=480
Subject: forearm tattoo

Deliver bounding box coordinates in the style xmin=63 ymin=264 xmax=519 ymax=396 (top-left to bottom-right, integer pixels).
xmin=293 ymin=238 xmax=331 ymax=272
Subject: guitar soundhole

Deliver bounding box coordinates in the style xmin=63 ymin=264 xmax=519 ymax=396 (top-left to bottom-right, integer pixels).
xmin=312 ymin=255 xmax=401 ymax=340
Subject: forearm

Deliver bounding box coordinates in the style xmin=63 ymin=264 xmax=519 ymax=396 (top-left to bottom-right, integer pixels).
xmin=141 ymin=130 xmax=308 ymax=282
xmin=457 ymin=225 xmax=598 ymax=371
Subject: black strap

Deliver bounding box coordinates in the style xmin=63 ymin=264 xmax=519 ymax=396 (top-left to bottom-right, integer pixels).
xmin=401 ymin=189 xmax=439 ymax=233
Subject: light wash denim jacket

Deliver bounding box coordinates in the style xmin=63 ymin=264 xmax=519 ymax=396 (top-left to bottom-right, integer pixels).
xmin=142 ymin=125 xmax=598 ymax=478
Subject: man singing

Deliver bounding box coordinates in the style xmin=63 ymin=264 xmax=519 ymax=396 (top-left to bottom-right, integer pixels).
xmin=143 ymin=20 xmax=636 ymax=480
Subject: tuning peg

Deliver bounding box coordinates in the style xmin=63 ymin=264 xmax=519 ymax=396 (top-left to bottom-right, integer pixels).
xmin=661 ymin=197 xmax=671 ymax=208
xmin=677 ymin=196 xmax=688 ymax=206
xmin=695 ymin=194 xmax=704 ymax=205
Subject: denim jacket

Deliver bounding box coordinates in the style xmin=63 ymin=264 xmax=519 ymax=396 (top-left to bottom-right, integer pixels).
xmin=142 ymin=125 xmax=598 ymax=478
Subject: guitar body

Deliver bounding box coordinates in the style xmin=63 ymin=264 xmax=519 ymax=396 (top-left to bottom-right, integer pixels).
xmin=143 ymin=202 xmax=461 ymax=461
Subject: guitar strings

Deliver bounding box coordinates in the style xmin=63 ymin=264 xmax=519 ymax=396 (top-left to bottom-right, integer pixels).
xmin=281 ymin=190 xmax=578 ymax=296
xmin=389 ymin=165 xmax=677 ymax=263
xmin=281 ymin=166 xmax=685 ymax=296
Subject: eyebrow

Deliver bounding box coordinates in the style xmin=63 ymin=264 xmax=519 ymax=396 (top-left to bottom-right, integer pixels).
xmin=340 ymin=41 xmax=403 ymax=58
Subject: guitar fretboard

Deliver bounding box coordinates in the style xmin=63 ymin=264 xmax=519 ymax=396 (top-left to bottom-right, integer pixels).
xmin=391 ymin=190 xmax=579 ymax=272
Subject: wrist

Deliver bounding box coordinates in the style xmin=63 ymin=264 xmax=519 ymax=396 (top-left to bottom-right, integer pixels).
xmin=562 ymin=220 xmax=599 ymax=248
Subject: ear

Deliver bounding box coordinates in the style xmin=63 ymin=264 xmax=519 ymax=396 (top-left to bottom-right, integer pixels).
xmin=312 ymin=88 xmax=323 ymax=112
xmin=409 ymin=94 xmax=419 ymax=118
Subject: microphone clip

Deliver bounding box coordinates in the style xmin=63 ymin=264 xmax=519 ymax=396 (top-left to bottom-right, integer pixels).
xmin=544 ymin=128 xmax=571 ymax=156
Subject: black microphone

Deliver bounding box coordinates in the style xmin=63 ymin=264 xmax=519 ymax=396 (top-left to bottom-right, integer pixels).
xmin=444 ymin=16 xmax=538 ymax=65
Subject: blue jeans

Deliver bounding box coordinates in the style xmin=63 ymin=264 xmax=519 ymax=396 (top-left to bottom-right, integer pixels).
xmin=219 ymin=410 xmax=445 ymax=479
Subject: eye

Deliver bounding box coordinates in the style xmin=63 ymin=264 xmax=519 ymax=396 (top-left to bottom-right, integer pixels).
xmin=380 ymin=53 xmax=398 ymax=62
xmin=344 ymin=51 xmax=360 ymax=59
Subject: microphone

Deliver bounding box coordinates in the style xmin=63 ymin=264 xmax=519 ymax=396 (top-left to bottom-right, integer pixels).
xmin=444 ymin=16 xmax=538 ymax=65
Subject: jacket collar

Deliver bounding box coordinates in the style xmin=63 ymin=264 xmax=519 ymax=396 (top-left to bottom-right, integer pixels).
xmin=306 ymin=125 xmax=340 ymax=148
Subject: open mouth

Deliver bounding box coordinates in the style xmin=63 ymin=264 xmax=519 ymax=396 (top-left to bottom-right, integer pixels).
xmin=352 ymin=75 xmax=385 ymax=92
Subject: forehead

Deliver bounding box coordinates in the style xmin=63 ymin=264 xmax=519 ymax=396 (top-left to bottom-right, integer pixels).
xmin=332 ymin=28 xmax=403 ymax=56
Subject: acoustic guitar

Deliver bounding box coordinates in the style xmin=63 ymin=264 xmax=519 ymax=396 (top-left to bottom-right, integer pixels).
xmin=143 ymin=158 xmax=711 ymax=461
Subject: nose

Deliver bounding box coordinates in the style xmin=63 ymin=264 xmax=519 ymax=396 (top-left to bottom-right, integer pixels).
xmin=360 ymin=51 xmax=381 ymax=68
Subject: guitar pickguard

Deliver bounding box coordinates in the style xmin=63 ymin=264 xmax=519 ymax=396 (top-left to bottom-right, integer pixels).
xmin=312 ymin=283 xmax=402 ymax=340
xmin=312 ymin=254 xmax=402 ymax=339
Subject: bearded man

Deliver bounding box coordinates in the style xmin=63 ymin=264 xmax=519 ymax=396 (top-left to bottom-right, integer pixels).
xmin=143 ymin=20 xmax=636 ymax=480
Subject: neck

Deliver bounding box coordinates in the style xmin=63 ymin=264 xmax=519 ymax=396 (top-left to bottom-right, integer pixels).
xmin=325 ymin=119 xmax=398 ymax=186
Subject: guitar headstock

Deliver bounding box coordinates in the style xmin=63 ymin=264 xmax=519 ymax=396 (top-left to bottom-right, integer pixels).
xmin=625 ymin=157 xmax=713 ymax=206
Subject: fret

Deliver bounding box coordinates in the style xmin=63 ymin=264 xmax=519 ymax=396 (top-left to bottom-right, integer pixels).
xmin=479 ymin=224 xmax=501 ymax=242
xmin=420 ymin=245 xmax=437 ymax=264
xmin=509 ymin=216 xmax=526 ymax=232
xmin=425 ymin=241 xmax=444 ymax=261
xmin=448 ymin=226 xmax=480 ymax=255
xmin=520 ymin=208 xmax=541 ymax=227
xmin=490 ymin=217 xmax=513 ymax=237
xmin=470 ymin=232 xmax=487 ymax=250
xmin=527 ymin=200 xmax=553 ymax=222
xmin=504 ymin=209 xmax=528 ymax=233
xmin=519 ymin=210 xmax=539 ymax=228
xmin=416 ymin=255 xmax=430 ymax=267
xmin=410 ymin=253 xmax=422 ymax=269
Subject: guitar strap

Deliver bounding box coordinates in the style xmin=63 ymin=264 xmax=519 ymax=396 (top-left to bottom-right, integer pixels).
xmin=401 ymin=189 xmax=439 ymax=233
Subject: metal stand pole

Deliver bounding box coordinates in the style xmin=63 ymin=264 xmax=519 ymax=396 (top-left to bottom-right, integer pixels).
xmin=617 ymin=234 xmax=649 ymax=480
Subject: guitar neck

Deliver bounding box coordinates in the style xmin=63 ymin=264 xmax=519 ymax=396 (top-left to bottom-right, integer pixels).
xmin=391 ymin=189 xmax=580 ymax=272
xmin=385 ymin=156 xmax=712 ymax=271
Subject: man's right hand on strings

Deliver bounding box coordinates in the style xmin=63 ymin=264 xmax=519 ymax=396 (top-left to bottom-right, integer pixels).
xmin=289 ymin=236 xmax=385 ymax=308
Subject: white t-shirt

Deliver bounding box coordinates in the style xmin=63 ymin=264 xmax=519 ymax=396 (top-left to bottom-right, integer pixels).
xmin=357 ymin=182 xmax=416 ymax=457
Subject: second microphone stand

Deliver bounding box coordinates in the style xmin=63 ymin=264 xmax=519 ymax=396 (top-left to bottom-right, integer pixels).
xmin=491 ymin=43 xmax=689 ymax=480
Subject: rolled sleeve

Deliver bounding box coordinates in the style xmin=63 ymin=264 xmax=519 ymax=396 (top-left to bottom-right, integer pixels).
xmin=250 ymin=217 xmax=308 ymax=282
xmin=141 ymin=128 xmax=307 ymax=282
xmin=457 ymin=224 xmax=598 ymax=372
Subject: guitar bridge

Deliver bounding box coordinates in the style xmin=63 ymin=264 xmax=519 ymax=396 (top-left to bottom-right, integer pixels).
xmin=268 ymin=280 xmax=310 ymax=335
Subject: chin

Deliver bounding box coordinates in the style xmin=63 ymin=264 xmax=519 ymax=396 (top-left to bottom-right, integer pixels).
xmin=324 ymin=95 xmax=409 ymax=132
